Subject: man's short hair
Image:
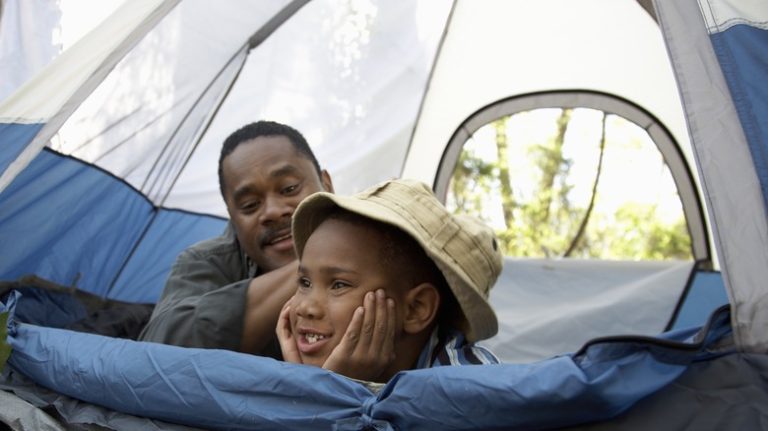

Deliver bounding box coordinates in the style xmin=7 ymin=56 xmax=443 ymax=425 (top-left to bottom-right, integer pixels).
xmin=218 ymin=120 xmax=322 ymax=197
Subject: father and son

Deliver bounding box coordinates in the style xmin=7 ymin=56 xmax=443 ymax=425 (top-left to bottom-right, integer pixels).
xmin=138 ymin=120 xmax=503 ymax=383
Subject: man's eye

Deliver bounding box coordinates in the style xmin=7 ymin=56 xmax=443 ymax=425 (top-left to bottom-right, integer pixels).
xmin=282 ymin=184 xmax=299 ymax=194
xmin=241 ymin=200 xmax=260 ymax=211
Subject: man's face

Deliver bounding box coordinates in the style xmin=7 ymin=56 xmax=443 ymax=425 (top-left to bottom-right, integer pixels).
xmin=221 ymin=136 xmax=332 ymax=272
xmin=289 ymin=218 xmax=407 ymax=368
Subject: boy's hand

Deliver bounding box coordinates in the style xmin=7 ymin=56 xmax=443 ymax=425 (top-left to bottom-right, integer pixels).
xmin=276 ymin=298 xmax=302 ymax=364
xmin=322 ymin=289 xmax=396 ymax=381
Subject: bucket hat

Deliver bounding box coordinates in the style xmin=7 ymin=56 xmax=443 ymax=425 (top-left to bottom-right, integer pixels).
xmin=292 ymin=178 xmax=502 ymax=341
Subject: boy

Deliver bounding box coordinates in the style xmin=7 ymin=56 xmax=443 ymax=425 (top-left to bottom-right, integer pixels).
xmin=276 ymin=178 xmax=502 ymax=383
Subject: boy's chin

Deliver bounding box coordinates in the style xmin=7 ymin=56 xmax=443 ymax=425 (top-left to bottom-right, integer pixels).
xmin=299 ymin=355 xmax=327 ymax=369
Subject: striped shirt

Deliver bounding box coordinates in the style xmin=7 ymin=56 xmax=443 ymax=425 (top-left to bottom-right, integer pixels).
xmin=351 ymin=327 xmax=499 ymax=394
xmin=415 ymin=326 xmax=500 ymax=368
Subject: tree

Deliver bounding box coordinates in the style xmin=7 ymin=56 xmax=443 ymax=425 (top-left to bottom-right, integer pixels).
xmin=448 ymin=108 xmax=692 ymax=261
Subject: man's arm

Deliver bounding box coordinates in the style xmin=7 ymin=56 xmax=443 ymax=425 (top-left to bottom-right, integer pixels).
xmin=240 ymin=260 xmax=298 ymax=354
xmin=141 ymin=236 xmax=299 ymax=355
xmin=139 ymin=246 xmax=250 ymax=351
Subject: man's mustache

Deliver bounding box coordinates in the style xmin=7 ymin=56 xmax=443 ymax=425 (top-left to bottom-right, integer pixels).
xmin=259 ymin=221 xmax=292 ymax=246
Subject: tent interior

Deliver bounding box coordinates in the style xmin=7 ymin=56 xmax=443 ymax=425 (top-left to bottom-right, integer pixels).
xmin=1 ymin=0 xmax=766 ymax=430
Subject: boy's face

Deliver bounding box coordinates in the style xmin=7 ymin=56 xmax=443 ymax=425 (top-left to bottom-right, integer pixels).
xmin=289 ymin=217 xmax=407 ymax=368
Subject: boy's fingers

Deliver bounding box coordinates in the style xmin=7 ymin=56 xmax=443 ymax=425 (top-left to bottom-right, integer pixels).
xmin=276 ymin=305 xmax=302 ymax=364
xmin=325 ymin=290 xmax=395 ymax=381
xmin=325 ymin=306 xmax=364 ymax=372
xmin=381 ymin=297 xmax=396 ymax=360
xmin=340 ymin=306 xmax=364 ymax=351
xmin=276 ymin=305 xmax=290 ymax=335
xmin=369 ymin=289 xmax=388 ymax=352
xmin=357 ymin=291 xmax=376 ymax=349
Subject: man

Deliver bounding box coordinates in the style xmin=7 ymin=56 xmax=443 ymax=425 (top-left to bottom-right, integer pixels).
xmin=139 ymin=120 xmax=333 ymax=357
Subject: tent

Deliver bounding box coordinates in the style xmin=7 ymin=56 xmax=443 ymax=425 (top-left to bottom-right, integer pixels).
xmin=1 ymin=0 xmax=767 ymax=429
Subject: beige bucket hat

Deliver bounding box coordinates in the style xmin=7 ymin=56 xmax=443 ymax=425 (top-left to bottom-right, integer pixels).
xmin=292 ymin=178 xmax=502 ymax=342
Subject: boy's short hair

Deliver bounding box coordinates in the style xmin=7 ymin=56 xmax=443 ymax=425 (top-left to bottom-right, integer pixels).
xmin=292 ymin=178 xmax=503 ymax=342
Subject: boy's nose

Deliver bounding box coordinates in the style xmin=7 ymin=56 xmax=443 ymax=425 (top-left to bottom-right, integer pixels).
xmin=294 ymin=292 xmax=323 ymax=319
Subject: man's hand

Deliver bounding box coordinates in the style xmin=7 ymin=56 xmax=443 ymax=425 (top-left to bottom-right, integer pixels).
xmin=322 ymin=289 xmax=396 ymax=381
xmin=276 ymin=298 xmax=301 ymax=363
xmin=241 ymin=260 xmax=299 ymax=354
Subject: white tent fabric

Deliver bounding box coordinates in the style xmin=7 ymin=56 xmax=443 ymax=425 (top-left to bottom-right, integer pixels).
xmin=485 ymin=258 xmax=694 ymax=363
xmin=0 ymin=0 xmax=454 ymax=215
xmin=0 ymin=0 xmax=181 ymax=191
xmin=404 ymin=0 xmax=691 ymax=183
xmin=165 ymin=0 xmax=452 ymax=213
xmin=0 ymin=0 xmax=62 ymax=102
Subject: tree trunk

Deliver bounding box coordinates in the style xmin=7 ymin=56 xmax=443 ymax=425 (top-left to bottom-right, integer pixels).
xmin=494 ymin=118 xmax=515 ymax=228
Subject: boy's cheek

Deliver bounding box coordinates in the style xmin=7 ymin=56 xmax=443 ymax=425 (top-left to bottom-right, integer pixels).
xmin=288 ymin=311 xmax=299 ymax=334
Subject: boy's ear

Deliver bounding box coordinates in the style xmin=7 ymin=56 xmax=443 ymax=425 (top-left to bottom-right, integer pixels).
xmin=403 ymin=283 xmax=440 ymax=334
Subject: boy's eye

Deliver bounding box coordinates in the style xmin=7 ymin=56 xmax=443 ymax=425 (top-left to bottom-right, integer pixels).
xmin=298 ymin=277 xmax=311 ymax=289
xmin=330 ymin=280 xmax=350 ymax=290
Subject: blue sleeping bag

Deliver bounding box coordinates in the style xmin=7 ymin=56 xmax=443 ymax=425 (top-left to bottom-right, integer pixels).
xmin=1 ymin=290 xmax=732 ymax=430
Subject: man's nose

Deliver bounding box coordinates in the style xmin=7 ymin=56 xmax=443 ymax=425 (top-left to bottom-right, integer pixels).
xmin=259 ymin=194 xmax=293 ymax=224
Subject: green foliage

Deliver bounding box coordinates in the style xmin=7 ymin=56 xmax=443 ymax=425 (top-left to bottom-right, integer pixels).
xmin=0 ymin=312 xmax=10 ymax=371
xmin=448 ymin=109 xmax=693 ymax=261
xmin=586 ymin=203 xmax=692 ymax=260
xmin=450 ymin=149 xmax=495 ymax=216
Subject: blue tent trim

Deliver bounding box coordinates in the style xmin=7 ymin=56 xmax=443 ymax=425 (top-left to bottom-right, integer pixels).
xmin=1 ymin=291 xmax=733 ymax=430
xmin=665 ymin=260 xmax=728 ymax=332
xmin=0 ymin=148 xmax=226 ymax=302
xmin=109 ymin=209 xmax=226 ymax=303
xmin=710 ymin=24 xmax=768 ymax=212
xmin=0 ymin=123 xmax=43 ymax=175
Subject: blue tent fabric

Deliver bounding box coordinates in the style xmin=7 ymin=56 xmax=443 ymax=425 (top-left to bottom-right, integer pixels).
xmin=0 ymin=149 xmax=154 ymax=294
xmin=0 ymin=149 xmax=227 ymax=302
xmin=668 ymin=270 xmax=728 ymax=331
xmin=710 ymin=24 xmax=768 ymax=209
xmin=1 ymin=291 xmax=732 ymax=430
xmin=0 ymin=123 xmax=43 ymax=175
